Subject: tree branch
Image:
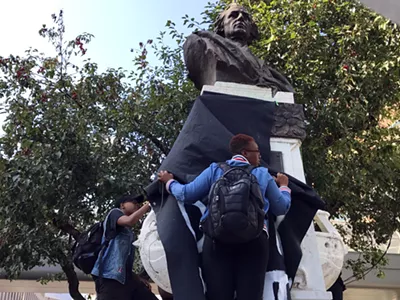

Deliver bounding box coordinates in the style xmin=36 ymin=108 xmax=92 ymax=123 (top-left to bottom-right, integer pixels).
xmin=129 ymin=115 xmax=170 ymax=155
xmin=61 ymin=262 xmax=86 ymax=300
xmin=344 ymin=233 xmax=394 ymax=284
xmin=144 ymin=133 xmax=170 ymax=156
xmin=52 ymin=219 xmax=81 ymax=241
xmin=64 ymin=92 xmax=84 ymax=108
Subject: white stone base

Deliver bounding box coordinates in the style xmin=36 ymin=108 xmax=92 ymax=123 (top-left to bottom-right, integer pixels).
xmin=315 ymin=211 xmax=348 ymax=290
xmin=291 ymin=290 xmax=332 ymax=300
xmin=270 ymin=137 xmax=306 ymax=182
xmin=201 ymin=81 xmax=295 ymax=103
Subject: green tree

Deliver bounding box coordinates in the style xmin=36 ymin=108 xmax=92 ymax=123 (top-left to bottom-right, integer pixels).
xmin=0 ymin=11 xmax=196 ymax=299
xmin=209 ymin=0 xmax=400 ymax=280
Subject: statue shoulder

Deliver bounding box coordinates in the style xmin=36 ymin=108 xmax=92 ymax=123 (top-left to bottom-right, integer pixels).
xmin=184 ymin=31 xmax=227 ymax=57
xmin=183 ymin=30 xmax=220 ymax=90
xmin=184 ymin=31 xmax=219 ymax=58
xmin=184 ymin=32 xmax=203 ymax=46
xmin=184 ymin=33 xmax=206 ymax=57
xmin=185 ymin=31 xmax=222 ymax=43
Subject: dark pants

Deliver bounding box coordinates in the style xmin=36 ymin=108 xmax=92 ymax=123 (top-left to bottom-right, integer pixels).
xmin=202 ymin=232 xmax=269 ymax=300
xmin=158 ymin=286 xmax=174 ymax=300
xmin=94 ymin=276 xmax=158 ymax=300
xmin=328 ymin=274 xmax=346 ymax=300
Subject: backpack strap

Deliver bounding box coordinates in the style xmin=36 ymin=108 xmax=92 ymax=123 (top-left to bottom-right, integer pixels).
xmin=246 ymin=165 xmax=256 ymax=173
xmin=218 ymin=162 xmax=231 ymax=173
xmin=98 ymin=208 xmax=120 ymax=277
xmin=219 ymin=162 xmax=258 ymax=175
xmin=102 ymin=208 xmax=121 ymax=242
xmin=247 ymin=165 xmax=262 ymax=178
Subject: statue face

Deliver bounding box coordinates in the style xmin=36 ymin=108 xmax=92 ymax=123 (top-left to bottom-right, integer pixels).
xmin=223 ymin=7 xmax=252 ymax=42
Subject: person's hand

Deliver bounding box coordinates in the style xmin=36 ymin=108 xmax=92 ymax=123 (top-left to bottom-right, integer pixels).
xmin=132 ymin=273 xmax=151 ymax=290
xmin=275 ymin=173 xmax=289 ymax=187
xmin=142 ymin=201 xmax=151 ymax=212
xmin=158 ymin=170 xmax=174 ymax=183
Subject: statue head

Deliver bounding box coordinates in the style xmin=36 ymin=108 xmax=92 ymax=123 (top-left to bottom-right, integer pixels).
xmin=214 ymin=3 xmax=260 ymax=45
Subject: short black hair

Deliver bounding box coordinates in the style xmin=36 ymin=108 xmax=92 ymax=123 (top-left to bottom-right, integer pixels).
xmin=229 ymin=134 xmax=255 ymax=155
xmin=114 ymin=194 xmax=145 ymax=208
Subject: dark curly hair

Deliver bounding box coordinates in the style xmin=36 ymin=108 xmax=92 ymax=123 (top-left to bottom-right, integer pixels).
xmin=114 ymin=194 xmax=144 ymax=208
xmin=214 ymin=3 xmax=260 ymax=45
xmin=229 ymin=134 xmax=255 ymax=155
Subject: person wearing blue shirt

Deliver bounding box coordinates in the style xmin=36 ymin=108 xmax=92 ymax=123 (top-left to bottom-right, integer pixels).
xmin=91 ymin=195 xmax=158 ymax=300
xmin=158 ymin=134 xmax=291 ymax=300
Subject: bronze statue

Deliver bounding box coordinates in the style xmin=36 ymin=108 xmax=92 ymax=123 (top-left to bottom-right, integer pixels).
xmin=183 ymin=3 xmax=294 ymax=94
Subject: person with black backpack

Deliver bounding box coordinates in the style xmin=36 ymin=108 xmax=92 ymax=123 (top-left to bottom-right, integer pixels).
xmin=157 ymin=134 xmax=291 ymax=300
xmin=90 ymin=194 xmax=158 ymax=300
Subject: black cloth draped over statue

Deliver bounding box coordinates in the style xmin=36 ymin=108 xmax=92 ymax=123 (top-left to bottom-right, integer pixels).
xmin=145 ymin=92 xmax=325 ymax=300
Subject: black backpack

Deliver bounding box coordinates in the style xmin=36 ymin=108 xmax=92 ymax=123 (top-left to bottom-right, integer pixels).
xmin=201 ymin=163 xmax=265 ymax=244
xmin=72 ymin=222 xmax=107 ymax=274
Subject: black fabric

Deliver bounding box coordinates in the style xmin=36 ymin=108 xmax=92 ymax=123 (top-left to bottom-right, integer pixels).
xmin=286 ymin=283 xmax=292 ymax=300
xmin=265 ymin=216 xmax=288 ymax=299
xmin=94 ymin=276 xmax=158 ymax=300
xmin=158 ymin=92 xmax=275 ymax=183
xmin=150 ymin=192 xmax=205 ymax=300
xmin=273 ymin=282 xmax=279 ymax=300
xmin=267 ymin=171 xmax=325 ymax=279
xmin=145 ymin=92 xmax=325 ymax=300
xmin=202 ymin=233 xmax=269 ymax=300
xmin=328 ymin=274 xmax=346 ymax=300
xmin=158 ymin=287 xmax=174 ymax=300
xmin=266 ymin=214 xmax=285 ymax=272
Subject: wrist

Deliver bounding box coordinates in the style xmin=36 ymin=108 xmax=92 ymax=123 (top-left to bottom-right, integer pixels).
xmin=279 ymin=186 xmax=291 ymax=193
xmin=166 ymin=179 xmax=176 ymax=193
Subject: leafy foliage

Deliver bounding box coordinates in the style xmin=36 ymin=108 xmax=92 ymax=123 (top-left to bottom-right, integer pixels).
xmin=0 ymin=10 xmax=196 ymax=299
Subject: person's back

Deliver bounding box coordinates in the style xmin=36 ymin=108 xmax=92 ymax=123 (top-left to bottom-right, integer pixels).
xmin=202 ymin=161 xmax=265 ymax=244
xmin=91 ymin=194 xmax=157 ymax=300
xmin=158 ymin=134 xmax=291 ymax=300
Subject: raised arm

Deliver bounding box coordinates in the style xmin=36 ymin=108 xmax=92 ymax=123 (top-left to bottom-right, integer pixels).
xmin=265 ymin=172 xmax=291 ymax=216
xmin=158 ymin=164 xmax=217 ymax=204
xmin=117 ymin=203 xmax=150 ymax=227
